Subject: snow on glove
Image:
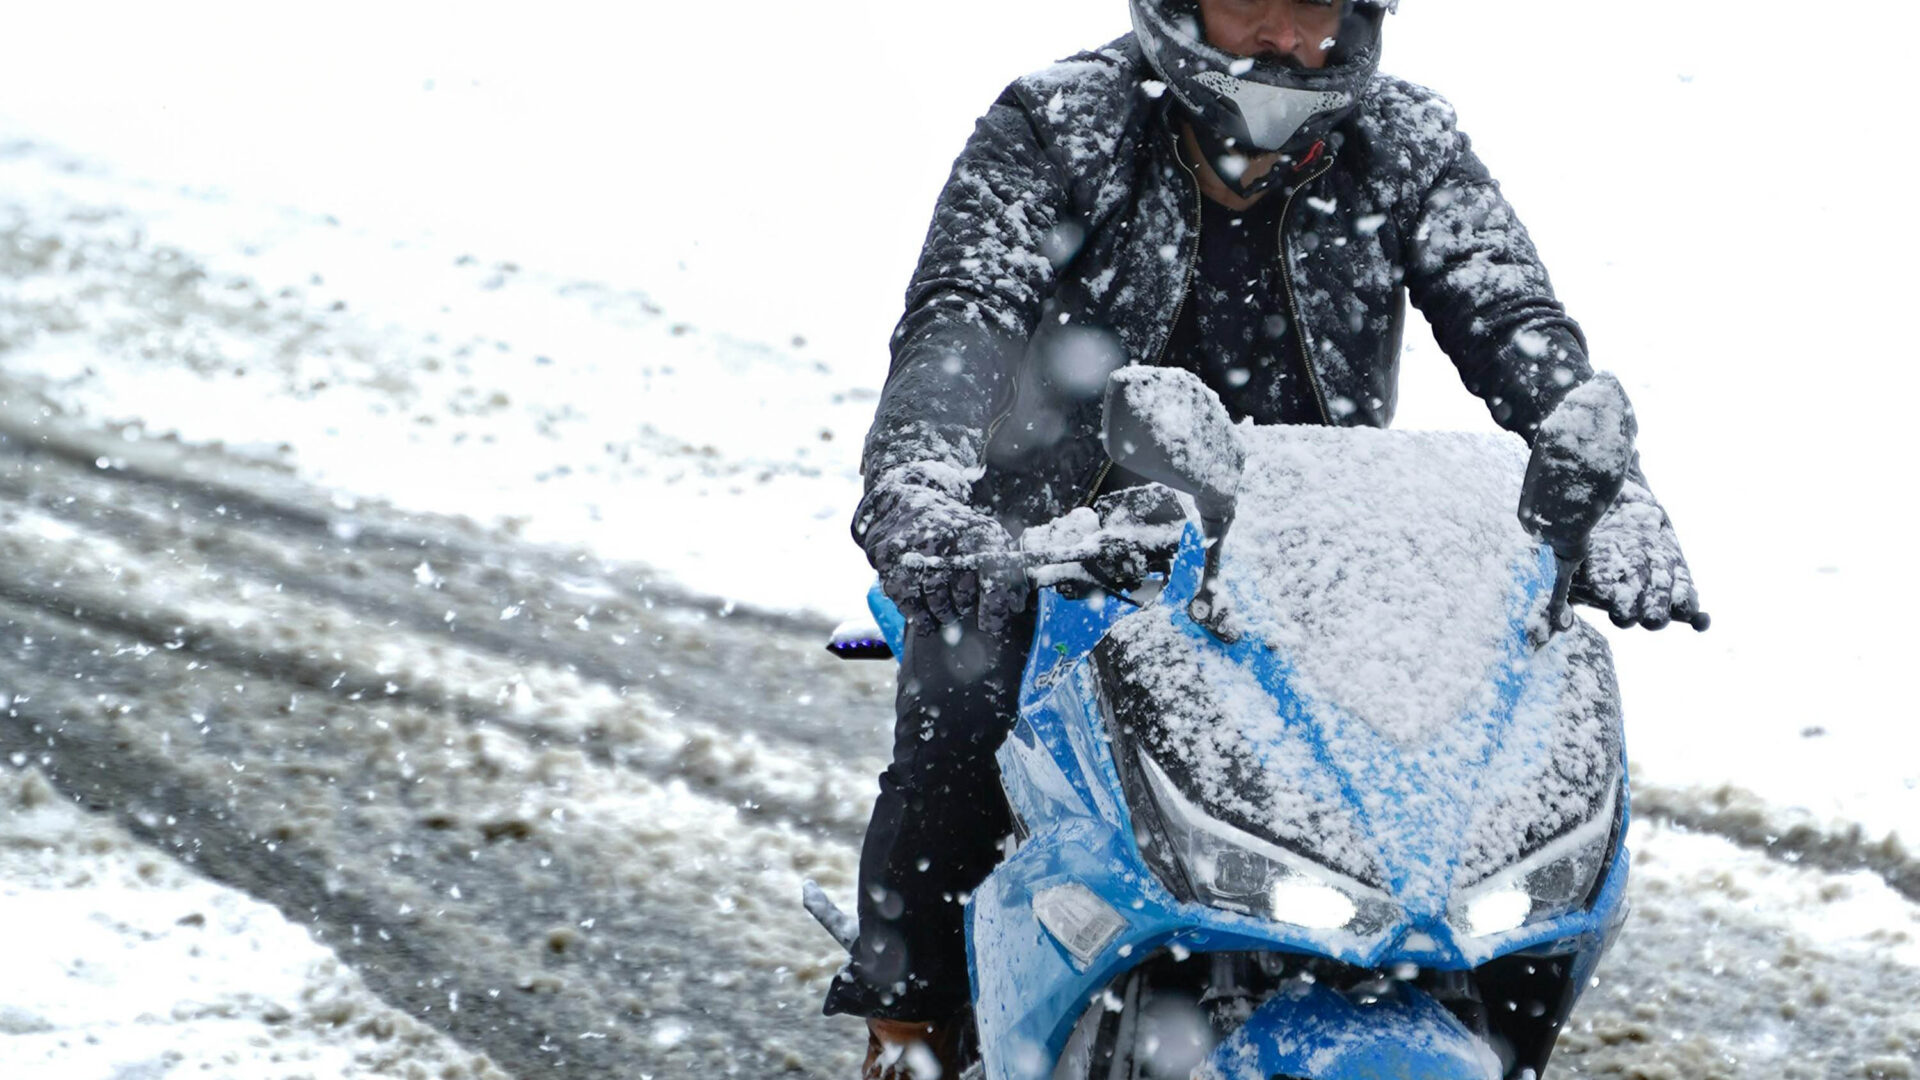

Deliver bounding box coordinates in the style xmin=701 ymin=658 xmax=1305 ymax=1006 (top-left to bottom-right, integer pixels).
xmin=1572 ymin=473 xmax=1708 ymax=631
xmin=1078 ymin=485 xmax=1186 ymax=592
xmin=852 ymin=464 xmax=1027 ymax=635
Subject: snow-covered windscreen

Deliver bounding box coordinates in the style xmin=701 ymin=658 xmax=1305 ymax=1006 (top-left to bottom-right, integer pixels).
xmin=1098 ymin=425 xmax=1623 ymax=906
xmin=1225 ymin=425 xmax=1540 ymax=743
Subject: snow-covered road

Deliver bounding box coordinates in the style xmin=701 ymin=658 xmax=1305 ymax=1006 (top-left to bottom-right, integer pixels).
xmin=0 ymin=399 xmax=891 ymax=1076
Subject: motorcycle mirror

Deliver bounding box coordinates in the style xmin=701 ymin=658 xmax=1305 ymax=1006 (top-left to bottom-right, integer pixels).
xmin=1102 ymin=367 xmax=1244 ymax=640
xmin=1519 ymin=374 xmax=1637 ymax=558
xmin=1518 ymin=372 xmax=1638 ymax=635
xmin=1100 ymin=367 xmax=1243 ymax=525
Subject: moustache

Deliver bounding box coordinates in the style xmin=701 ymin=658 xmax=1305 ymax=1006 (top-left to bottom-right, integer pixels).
xmin=1254 ymin=50 xmax=1313 ymax=72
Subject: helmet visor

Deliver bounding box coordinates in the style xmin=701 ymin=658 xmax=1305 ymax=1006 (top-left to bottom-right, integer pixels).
xmin=1131 ymin=0 xmax=1387 ymax=153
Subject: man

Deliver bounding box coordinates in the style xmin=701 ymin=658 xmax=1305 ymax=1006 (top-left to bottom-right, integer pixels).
xmin=831 ymin=0 xmax=1703 ymax=1073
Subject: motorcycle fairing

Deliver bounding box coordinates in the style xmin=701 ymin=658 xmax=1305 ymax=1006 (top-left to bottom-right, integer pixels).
xmin=866 ymin=581 xmax=910 ymax=659
xmin=967 ymin=525 xmax=1631 ymax=1076
xmin=967 ymin=788 xmax=1628 ymax=1078
xmin=1194 ymin=979 xmax=1502 ymax=1080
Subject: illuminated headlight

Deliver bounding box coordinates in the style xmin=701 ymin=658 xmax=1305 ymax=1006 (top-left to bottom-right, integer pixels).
xmin=1446 ymin=790 xmax=1617 ymax=939
xmin=1139 ymin=753 xmax=1396 ymax=935
xmin=1033 ymin=882 xmax=1128 ymax=970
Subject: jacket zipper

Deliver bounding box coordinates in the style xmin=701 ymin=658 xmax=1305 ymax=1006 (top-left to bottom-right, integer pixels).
xmin=1077 ymin=130 xmax=1207 ymax=509
xmin=982 ymin=376 xmax=1018 ymax=450
xmin=1277 ymin=157 xmax=1338 ymax=426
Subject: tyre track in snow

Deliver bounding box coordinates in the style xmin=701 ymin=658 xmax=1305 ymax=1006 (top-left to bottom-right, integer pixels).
xmin=0 ymin=593 xmax=865 ymax=1077
xmin=0 ymin=406 xmax=893 ymax=842
xmin=0 ymin=410 xmax=881 ymax=1076
xmin=1632 ymin=784 xmax=1920 ymax=906
xmin=0 ymin=523 xmax=882 ymax=849
xmin=0 ymin=394 xmax=891 ymax=754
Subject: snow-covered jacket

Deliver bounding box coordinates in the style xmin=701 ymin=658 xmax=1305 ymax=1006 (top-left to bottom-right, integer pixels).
xmin=861 ymin=36 xmax=1593 ymax=532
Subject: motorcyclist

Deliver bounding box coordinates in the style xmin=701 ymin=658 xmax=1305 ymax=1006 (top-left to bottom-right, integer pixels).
xmin=831 ymin=1 xmax=1704 ymax=1074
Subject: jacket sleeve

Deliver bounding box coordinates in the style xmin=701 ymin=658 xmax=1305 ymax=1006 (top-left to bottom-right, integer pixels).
xmin=858 ymin=86 xmax=1072 ymax=493
xmin=1401 ymin=124 xmax=1592 ymax=442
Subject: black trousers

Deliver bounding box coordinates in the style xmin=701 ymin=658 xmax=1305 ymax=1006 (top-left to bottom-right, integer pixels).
xmin=822 ymin=607 xmax=1036 ymax=1020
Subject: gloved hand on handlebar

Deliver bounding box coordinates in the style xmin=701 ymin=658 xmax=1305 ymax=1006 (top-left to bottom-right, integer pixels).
xmin=1077 ymin=485 xmax=1186 ymax=594
xmin=853 ymin=464 xmax=1028 ymax=635
xmin=1572 ymin=471 xmax=1707 ymax=631
xmin=1018 ymin=485 xmax=1186 ymax=599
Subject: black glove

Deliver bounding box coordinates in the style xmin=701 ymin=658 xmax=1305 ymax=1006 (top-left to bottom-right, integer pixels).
xmin=853 ymin=465 xmax=1027 ymax=635
xmin=1571 ymin=475 xmax=1708 ymax=631
xmin=1078 ymin=485 xmax=1185 ymax=593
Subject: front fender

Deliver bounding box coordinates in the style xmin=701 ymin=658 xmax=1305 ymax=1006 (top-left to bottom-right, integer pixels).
xmin=1197 ymin=981 xmax=1501 ymax=1080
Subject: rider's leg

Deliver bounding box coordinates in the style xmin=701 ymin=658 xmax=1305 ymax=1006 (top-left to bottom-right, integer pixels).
xmin=862 ymin=1017 xmax=969 ymax=1080
xmin=823 ymin=605 xmax=1037 ymax=1022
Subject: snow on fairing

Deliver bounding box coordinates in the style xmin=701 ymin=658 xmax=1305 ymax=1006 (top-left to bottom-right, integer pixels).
xmin=965 ymin=422 xmax=1630 ymax=1077
xmin=1090 ymin=426 xmax=1622 ymax=946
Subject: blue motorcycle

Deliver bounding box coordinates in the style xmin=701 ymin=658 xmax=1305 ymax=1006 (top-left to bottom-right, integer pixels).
xmin=816 ymin=368 xmax=1649 ymax=1080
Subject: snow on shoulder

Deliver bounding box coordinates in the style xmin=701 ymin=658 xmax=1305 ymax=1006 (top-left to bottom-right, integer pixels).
xmin=1223 ymin=424 xmax=1542 ymax=744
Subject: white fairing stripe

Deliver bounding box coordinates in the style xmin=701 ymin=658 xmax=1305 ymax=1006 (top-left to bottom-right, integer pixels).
xmin=1194 ymin=71 xmax=1351 ymax=150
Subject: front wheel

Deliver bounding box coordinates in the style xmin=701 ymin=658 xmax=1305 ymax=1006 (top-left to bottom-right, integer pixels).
xmin=1052 ymin=952 xmax=1264 ymax=1079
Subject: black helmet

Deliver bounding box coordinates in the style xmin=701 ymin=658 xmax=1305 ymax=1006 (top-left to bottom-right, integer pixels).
xmin=1130 ymin=0 xmax=1394 ymax=182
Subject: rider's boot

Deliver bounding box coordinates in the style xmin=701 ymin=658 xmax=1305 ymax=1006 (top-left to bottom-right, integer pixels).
xmin=863 ymin=1017 xmax=967 ymax=1079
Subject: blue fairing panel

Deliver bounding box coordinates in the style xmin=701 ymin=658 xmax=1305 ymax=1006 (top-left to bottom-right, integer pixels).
xmin=999 ymin=672 xmax=1108 ymax=832
xmin=1195 ymin=980 xmax=1501 ymax=1080
xmin=866 ymin=582 xmax=907 ymax=661
xmin=1020 ymin=583 xmax=1143 ymax=711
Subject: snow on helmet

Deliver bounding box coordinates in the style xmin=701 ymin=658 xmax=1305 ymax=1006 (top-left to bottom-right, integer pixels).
xmin=1130 ymin=0 xmax=1394 ymax=170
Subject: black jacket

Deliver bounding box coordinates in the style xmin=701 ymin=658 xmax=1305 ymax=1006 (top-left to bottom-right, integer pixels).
xmin=862 ymin=37 xmax=1594 ymax=533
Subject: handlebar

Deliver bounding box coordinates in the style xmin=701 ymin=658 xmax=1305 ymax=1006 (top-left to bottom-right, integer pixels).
xmin=898 ymin=528 xmax=1183 ymax=578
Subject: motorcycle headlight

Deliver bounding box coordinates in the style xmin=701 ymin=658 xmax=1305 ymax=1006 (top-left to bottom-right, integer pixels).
xmin=1446 ymin=789 xmax=1617 ymax=939
xmin=1138 ymin=752 xmax=1398 ymax=937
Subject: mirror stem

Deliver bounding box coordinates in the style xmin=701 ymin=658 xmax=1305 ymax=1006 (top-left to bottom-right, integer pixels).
xmin=1187 ymin=514 xmax=1239 ymax=642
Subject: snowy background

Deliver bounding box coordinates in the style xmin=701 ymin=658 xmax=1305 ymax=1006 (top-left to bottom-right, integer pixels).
xmin=2 ymin=1 xmax=1917 ymax=1076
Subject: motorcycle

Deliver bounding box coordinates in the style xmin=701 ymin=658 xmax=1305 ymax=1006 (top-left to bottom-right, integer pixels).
xmin=814 ymin=366 xmax=1663 ymax=1079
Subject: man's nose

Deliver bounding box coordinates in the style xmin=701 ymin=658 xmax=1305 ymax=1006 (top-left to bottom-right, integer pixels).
xmin=1252 ymin=6 xmax=1305 ymax=56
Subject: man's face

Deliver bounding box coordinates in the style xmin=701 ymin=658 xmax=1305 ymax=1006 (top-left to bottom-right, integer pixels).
xmin=1195 ymin=0 xmax=1344 ymax=70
